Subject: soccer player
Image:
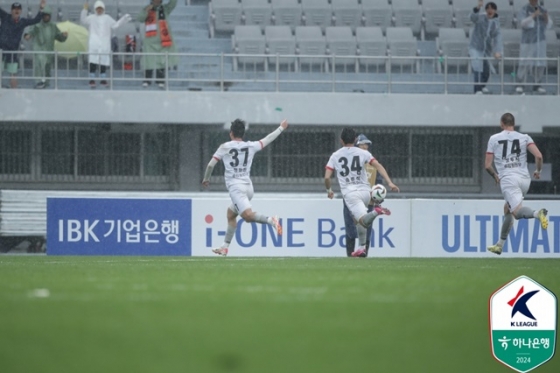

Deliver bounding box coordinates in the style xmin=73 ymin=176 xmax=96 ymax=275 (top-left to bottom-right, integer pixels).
xmin=202 ymin=119 xmax=288 ymax=257
xmin=325 ymin=128 xmax=399 ymax=257
xmin=343 ymin=134 xmax=384 ymax=257
xmin=485 ymin=112 xmax=548 ymax=255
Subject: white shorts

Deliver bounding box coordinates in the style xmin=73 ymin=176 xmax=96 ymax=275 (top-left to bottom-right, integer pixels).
xmin=228 ymin=183 xmax=254 ymax=215
xmin=343 ymin=190 xmax=371 ymax=222
xmin=500 ymin=176 xmax=531 ymax=212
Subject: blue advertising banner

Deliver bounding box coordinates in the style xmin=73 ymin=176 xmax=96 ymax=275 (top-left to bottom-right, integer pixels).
xmin=47 ymin=198 xmax=191 ymax=255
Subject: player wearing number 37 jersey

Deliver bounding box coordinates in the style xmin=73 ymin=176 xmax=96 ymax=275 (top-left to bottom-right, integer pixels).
xmin=485 ymin=112 xmax=548 ymax=255
xmin=202 ymin=119 xmax=288 ymax=257
xmin=324 ymin=128 xmax=399 ymax=257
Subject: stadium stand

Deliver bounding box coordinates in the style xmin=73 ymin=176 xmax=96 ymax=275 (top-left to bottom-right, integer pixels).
xmin=209 ymin=0 xmax=243 ymax=38
xmin=301 ymin=0 xmax=334 ymax=32
xmin=232 ymin=25 xmax=267 ymax=71
xmin=493 ymin=0 xmax=515 ymax=29
xmin=325 ymin=26 xmax=357 ymax=70
xmin=361 ymin=0 xmax=392 ymax=34
xmin=295 ymin=25 xmax=329 ymax=72
xmin=241 ymin=0 xmax=273 ymax=31
xmin=331 ymin=0 xmax=362 ymax=32
xmin=501 ymin=28 xmax=522 ymax=71
xmin=452 ymin=0 xmax=476 ymax=35
xmin=422 ymin=0 xmax=454 ymax=38
xmin=270 ymin=0 xmax=303 ymax=32
xmin=386 ymin=27 xmax=420 ymax=72
xmin=546 ymin=29 xmax=560 ymax=69
xmin=391 ymin=0 xmax=424 ymax=39
xmin=436 ymin=27 xmax=470 ymax=73
xmin=265 ymin=25 xmax=298 ymax=72
xmin=546 ymin=2 xmax=560 ymax=37
xmin=356 ymin=27 xmax=388 ymax=71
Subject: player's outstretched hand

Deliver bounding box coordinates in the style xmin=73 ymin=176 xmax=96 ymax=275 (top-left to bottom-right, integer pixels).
xmin=202 ymin=180 xmax=210 ymax=188
xmin=388 ymin=183 xmax=400 ymax=192
xmin=280 ymin=119 xmax=288 ymax=130
xmin=327 ymin=190 xmax=334 ymax=199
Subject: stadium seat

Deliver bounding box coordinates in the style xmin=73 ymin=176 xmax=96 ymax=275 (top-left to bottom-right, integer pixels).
xmin=331 ymin=0 xmax=363 ymax=33
xmin=493 ymin=0 xmax=515 ymax=29
xmin=386 ymin=27 xmax=420 ymax=72
xmin=356 ymin=27 xmax=388 ymax=71
xmin=301 ymin=0 xmax=333 ymax=33
xmin=232 ymin=25 xmax=267 ymax=71
xmin=209 ymin=0 xmax=243 ymax=38
xmin=391 ymin=0 xmax=423 ymax=39
xmin=265 ymin=26 xmax=297 ymax=71
xmin=422 ymin=0 xmax=454 ymax=38
xmin=501 ymin=29 xmax=522 ymax=71
xmin=271 ymin=0 xmax=303 ymax=32
xmin=545 ymin=29 xmax=559 ymax=69
xmin=295 ymin=26 xmax=329 ymax=72
xmin=452 ymin=0 xmax=475 ymax=35
xmin=241 ymin=0 xmax=273 ymax=31
xmin=325 ymin=27 xmax=357 ymax=70
xmin=543 ymin=2 xmax=560 ymax=37
xmin=436 ymin=28 xmax=470 ymax=73
xmin=361 ymin=0 xmax=392 ymax=35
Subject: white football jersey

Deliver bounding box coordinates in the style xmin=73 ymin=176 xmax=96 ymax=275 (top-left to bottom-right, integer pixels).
xmin=326 ymin=146 xmax=375 ymax=195
xmin=486 ymin=130 xmax=535 ymax=179
xmin=213 ymin=140 xmax=263 ymax=188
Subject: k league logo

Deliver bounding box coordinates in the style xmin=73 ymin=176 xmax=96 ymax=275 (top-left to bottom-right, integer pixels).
xmin=489 ymin=276 xmax=557 ymax=373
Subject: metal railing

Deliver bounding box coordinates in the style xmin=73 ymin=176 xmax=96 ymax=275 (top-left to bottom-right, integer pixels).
xmin=1 ymin=50 xmax=559 ymax=94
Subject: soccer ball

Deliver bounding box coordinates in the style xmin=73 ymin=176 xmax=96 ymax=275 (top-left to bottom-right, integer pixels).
xmin=371 ymin=184 xmax=387 ymax=203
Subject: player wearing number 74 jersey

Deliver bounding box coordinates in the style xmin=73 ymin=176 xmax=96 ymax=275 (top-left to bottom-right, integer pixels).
xmin=324 ymin=128 xmax=399 ymax=257
xmin=485 ymin=112 xmax=548 ymax=255
xmin=202 ymin=119 xmax=288 ymax=257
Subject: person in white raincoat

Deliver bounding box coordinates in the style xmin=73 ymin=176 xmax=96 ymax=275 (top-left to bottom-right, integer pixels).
xmin=515 ymin=0 xmax=553 ymax=94
xmin=81 ymin=1 xmax=131 ymax=88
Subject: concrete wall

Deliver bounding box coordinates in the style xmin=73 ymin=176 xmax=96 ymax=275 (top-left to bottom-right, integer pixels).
xmin=1 ymin=90 xmax=557 ymax=133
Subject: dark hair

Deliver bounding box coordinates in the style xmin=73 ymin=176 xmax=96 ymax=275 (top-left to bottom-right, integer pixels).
xmin=340 ymin=127 xmax=356 ymax=145
xmin=501 ymin=112 xmax=515 ymax=127
xmin=230 ymin=119 xmax=246 ymax=138
xmin=485 ymin=2 xmax=497 ymax=10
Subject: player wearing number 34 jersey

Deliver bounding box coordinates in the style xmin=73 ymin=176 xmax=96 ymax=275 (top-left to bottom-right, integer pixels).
xmin=324 ymin=128 xmax=399 ymax=257
xmin=485 ymin=112 xmax=548 ymax=255
xmin=202 ymin=119 xmax=288 ymax=257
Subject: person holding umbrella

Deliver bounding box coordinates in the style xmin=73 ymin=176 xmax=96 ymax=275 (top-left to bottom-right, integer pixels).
xmin=81 ymin=1 xmax=131 ymax=88
xmin=24 ymin=5 xmax=68 ymax=89
xmin=0 ymin=1 xmax=46 ymax=88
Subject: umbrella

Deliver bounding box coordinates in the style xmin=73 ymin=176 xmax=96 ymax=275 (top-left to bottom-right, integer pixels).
xmin=54 ymin=21 xmax=89 ymax=59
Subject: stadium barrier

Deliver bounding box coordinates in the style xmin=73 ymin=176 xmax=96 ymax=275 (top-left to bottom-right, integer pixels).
xmin=2 ymin=50 xmax=560 ymax=95
xmin=35 ymin=193 xmax=560 ymax=258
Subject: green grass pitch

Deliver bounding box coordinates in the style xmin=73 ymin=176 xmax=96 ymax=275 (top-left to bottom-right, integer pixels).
xmin=0 ymin=256 xmax=558 ymax=373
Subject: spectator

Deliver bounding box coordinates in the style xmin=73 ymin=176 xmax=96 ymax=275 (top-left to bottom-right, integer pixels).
xmin=0 ymin=1 xmax=45 ymax=88
xmin=24 ymin=5 xmax=68 ymax=89
xmin=469 ymin=1 xmax=502 ymax=94
xmin=137 ymin=0 xmax=178 ymax=89
xmin=516 ymin=0 xmax=553 ymax=94
xmin=81 ymin=1 xmax=131 ymax=88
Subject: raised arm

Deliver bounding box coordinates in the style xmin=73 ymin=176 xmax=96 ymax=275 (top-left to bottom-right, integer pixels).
xmin=371 ymin=159 xmax=399 ymax=192
xmin=112 ymin=14 xmax=132 ymax=30
xmin=165 ymin=0 xmax=179 ymax=14
xmin=470 ymin=0 xmax=483 ymax=23
xmin=259 ymin=120 xmax=288 ymax=148
xmin=80 ymin=5 xmax=90 ymax=27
